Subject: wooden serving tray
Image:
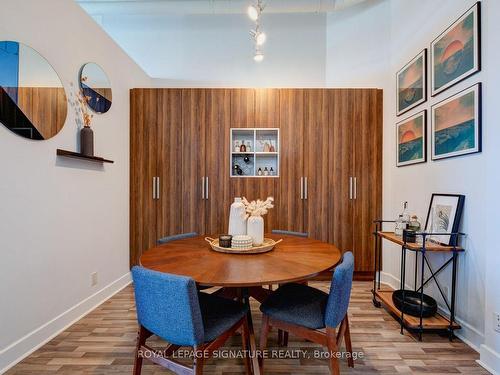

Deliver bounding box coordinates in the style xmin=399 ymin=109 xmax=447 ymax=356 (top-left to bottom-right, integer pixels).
xmin=205 ymin=237 xmax=282 ymax=254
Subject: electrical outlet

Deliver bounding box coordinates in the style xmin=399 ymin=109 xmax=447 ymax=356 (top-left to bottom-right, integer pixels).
xmin=91 ymin=272 xmax=98 ymax=287
xmin=495 ymin=312 xmax=500 ymax=333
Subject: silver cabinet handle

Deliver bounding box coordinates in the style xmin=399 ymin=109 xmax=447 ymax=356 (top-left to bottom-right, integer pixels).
xmin=156 ymin=177 xmax=160 ymax=200
xmin=349 ymin=177 xmax=353 ymax=200
xmin=202 ymin=177 xmax=205 ymax=200
xmin=300 ymin=177 xmax=304 ymax=200
xmin=153 ymin=177 xmax=157 ymax=200
xmin=354 ymin=177 xmax=357 ymax=200
xmin=205 ymin=177 xmax=209 ymax=200
xmin=304 ymin=177 xmax=308 ymax=200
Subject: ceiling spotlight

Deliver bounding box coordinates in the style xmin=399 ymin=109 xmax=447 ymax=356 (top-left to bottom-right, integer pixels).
xmin=256 ymin=31 xmax=267 ymax=46
xmin=254 ymin=51 xmax=264 ymax=62
xmin=247 ymin=5 xmax=259 ymax=21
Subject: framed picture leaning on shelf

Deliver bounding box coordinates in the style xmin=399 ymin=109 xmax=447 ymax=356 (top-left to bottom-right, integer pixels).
xmin=424 ymin=193 xmax=465 ymax=245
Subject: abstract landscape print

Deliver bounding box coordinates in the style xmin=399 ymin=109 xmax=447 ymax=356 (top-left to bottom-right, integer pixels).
xmin=431 ymin=2 xmax=480 ymax=96
xmin=397 ymin=50 xmax=426 ymax=116
xmin=397 ymin=111 xmax=426 ymax=167
xmin=432 ymin=83 xmax=481 ymax=160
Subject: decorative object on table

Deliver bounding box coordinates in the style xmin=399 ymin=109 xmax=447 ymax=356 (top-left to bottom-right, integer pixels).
xmin=394 ymin=201 xmax=409 ymax=236
xmin=218 ymin=235 xmax=233 ymax=248
xmin=240 ymin=143 xmax=247 ymax=152
xmin=205 ymin=237 xmax=282 ymax=254
xmin=245 ymin=140 xmax=252 ymax=151
xmin=243 ymin=196 xmax=274 ymax=246
xmin=79 ymin=62 xmax=112 ymax=113
xmin=430 ymin=2 xmax=481 ymax=96
xmin=234 ymin=140 xmax=241 ymax=152
xmin=230 ymin=235 xmax=254 ymax=250
xmin=408 ymin=215 xmax=421 ymax=232
xmin=228 ymin=197 xmax=247 ymax=236
xmin=396 ymin=110 xmax=427 ymax=167
xmin=397 ymin=49 xmax=427 ymax=116
xmin=392 ymin=289 xmax=438 ymax=318
xmin=257 ymin=167 xmax=263 ymax=176
xmin=431 ymin=83 xmax=481 ymax=160
xmin=0 ymin=40 xmax=67 ymax=140
xmin=425 ymin=193 xmax=465 ymax=245
xmin=74 ymin=87 xmax=95 ymax=156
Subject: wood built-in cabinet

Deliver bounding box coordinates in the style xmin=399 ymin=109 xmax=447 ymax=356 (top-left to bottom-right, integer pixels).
xmin=130 ymin=88 xmax=382 ymax=278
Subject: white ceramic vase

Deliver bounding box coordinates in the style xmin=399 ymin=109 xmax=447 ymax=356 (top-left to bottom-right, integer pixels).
xmin=247 ymin=215 xmax=264 ymax=246
xmin=228 ymin=197 xmax=247 ymax=236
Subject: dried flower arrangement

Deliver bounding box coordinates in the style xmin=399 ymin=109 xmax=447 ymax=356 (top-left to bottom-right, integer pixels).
xmin=242 ymin=197 xmax=274 ymax=217
xmin=68 ymin=82 xmax=93 ymax=128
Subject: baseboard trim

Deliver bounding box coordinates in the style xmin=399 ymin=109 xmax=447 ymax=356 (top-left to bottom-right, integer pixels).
xmin=0 ymin=272 xmax=132 ymax=374
xmin=478 ymin=344 xmax=500 ymax=375
xmin=378 ymin=271 xmax=484 ymax=351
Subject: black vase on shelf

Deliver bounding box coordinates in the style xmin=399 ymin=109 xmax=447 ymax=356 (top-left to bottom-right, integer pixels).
xmin=80 ymin=126 xmax=94 ymax=156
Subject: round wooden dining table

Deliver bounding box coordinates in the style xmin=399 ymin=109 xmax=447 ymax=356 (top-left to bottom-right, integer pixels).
xmin=140 ymin=234 xmax=342 ymax=375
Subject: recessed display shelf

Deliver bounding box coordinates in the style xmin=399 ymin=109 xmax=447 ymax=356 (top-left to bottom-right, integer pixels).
xmin=230 ymin=128 xmax=279 ymax=178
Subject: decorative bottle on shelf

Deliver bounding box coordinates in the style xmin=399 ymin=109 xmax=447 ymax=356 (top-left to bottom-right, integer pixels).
xmin=246 ymin=141 xmax=252 ymax=152
xmin=263 ymin=167 xmax=269 ymax=176
xmin=234 ymin=140 xmax=241 ymax=152
xmin=80 ymin=125 xmax=94 ymax=156
xmin=270 ymin=167 xmax=274 ymax=175
xmin=257 ymin=168 xmax=263 ymax=176
xmin=395 ymin=201 xmax=409 ymax=236
xmin=228 ymin=197 xmax=247 ymax=236
xmin=240 ymin=143 xmax=246 ymax=152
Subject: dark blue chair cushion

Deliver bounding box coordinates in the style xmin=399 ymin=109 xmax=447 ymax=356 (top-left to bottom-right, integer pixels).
xmin=198 ymin=293 xmax=248 ymax=342
xmin=260 ymin=283 xmax=329 ymax=329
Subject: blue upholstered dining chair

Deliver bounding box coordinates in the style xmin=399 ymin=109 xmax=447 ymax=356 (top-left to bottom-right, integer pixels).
xmin=157 ymin=232 xmax=198 ymax=245
xmin=259 ymin=252 xmax=355 ymax=375
xmin=131 ymin=266 xmax=250 ymax=375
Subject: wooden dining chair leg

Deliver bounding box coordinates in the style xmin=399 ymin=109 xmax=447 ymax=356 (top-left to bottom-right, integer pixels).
xmin=326 ymin=327 xmax=340 ymax=375
xmin=259 ymin=315 xmax=271 ymax=372
xmin=343 ymin=315 xmax=354 ymax=368
xmin=241 ymin=319 xmax=252 ymax=375
xmin=133 ymin=326 xmax=150 ymax=375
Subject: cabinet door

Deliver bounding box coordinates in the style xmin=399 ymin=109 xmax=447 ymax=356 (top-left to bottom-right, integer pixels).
xmin=277 ymin=89 xmax=305 ymax=233
xmin=130 ymin=89 xmax=159 ymax=266
xmin=205 ymin=89 xmax=231 ymax=236
xmin=157 ymin=89 xmax=183 ymax=240
xmin=182 ymin=89 xmax=207 ymax=234
xmin=329 ymin=89 xmax=355 ymax=253
xmin=304 ymin=89 xmax=329 ymax=242
xmin=352 ymin=89 xmax=383 ymax=273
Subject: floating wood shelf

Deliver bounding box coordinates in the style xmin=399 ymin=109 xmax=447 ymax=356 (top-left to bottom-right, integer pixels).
xmin=56 ymin=149 xmax=114 ymax=164
xmin=375 ymin=287 xmax=460 ymax=330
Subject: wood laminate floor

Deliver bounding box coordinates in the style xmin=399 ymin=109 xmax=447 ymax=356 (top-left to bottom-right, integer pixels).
xmin=6 ymin=282 xmax=488 ymax=375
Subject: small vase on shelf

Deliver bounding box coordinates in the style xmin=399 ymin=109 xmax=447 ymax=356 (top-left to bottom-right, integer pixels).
xmin=80 ymin=126 xmax=94 ymax=156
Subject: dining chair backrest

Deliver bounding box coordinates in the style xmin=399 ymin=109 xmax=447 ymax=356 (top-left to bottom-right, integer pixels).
xmin=158 ymin=232 xmax=198 ymax=245
xmin=324 ymin=251 xmax=354 ymax=328
xmin=271 ymin=230 xmax=308 ymax=237
xmin=131 ymin=266 xmax=204 ymax=346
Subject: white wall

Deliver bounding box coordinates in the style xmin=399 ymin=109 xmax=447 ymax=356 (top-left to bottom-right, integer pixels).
xmin=0 ymin=0 xmax=150 ymax=372
xmin=383 ymin=0 xmax=498 ymax=372
xmin=94 ymin=12 xmax=326 ymax=87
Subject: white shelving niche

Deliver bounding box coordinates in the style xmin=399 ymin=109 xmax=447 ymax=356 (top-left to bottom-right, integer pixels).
xmin=230 ymin=128 xmax=279 ymax=178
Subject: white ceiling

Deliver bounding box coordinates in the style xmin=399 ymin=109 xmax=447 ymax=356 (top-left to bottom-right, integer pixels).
xmin=76 ymin=0 xmax=370 ymax=15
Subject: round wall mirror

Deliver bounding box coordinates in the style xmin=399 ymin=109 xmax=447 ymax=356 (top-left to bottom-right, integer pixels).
xmin=0 ymin=41 xmax=67 ymax=140
xmin=79 ymin=63 xmax=112 ymax=114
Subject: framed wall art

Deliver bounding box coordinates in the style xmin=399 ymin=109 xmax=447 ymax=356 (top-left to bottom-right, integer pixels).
xmin=431 ymin=83 xmax=481 ymax=161
xmin=397 ymin=49 xmax=427 ymax=116
xmin=431 ymin=2 xmax=481 ymax=96
xmin=396 ymin=110 xmax=426 ymax=167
